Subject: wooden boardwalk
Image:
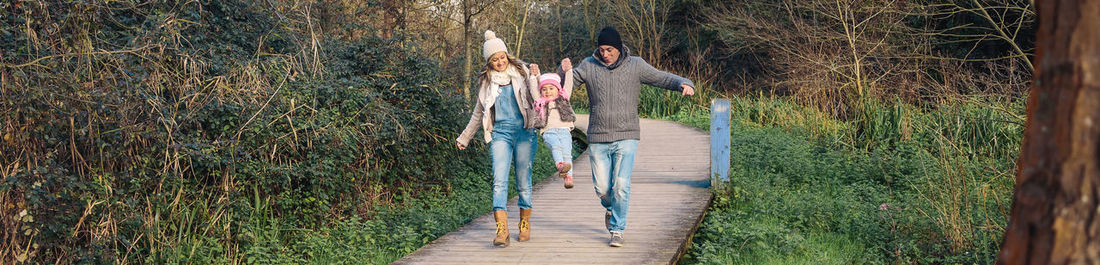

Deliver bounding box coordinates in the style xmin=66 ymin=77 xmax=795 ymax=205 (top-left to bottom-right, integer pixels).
xmin=394 ymin=115 xmax=712 ymax=265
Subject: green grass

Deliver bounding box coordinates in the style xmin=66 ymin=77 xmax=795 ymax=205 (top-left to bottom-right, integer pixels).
xmin=156 ymin=137 xmax=562 ymax=264
xmin=638 ymin=92 xmax=1021 ymax=264
xmin=682 ymin=125 xmax=893 ymax=264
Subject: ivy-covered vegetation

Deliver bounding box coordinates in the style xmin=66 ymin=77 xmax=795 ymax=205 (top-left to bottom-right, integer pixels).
xmin=0 ymin=1 xmax=558 ymax=263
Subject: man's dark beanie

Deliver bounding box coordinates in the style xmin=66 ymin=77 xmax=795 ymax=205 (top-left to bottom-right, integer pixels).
xmin=597 ymin=26 xmax=623 ymax=52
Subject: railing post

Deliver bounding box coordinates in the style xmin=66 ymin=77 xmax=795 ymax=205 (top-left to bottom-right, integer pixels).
xmin=710 ymin=99 xmax=731 ymax=189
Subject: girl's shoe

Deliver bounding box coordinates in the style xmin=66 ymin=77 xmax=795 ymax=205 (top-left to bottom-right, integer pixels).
xmin=557 ymin=162 xmax=573 ymax=189
xmin=558 ymin=162 xmax=572 ymax=177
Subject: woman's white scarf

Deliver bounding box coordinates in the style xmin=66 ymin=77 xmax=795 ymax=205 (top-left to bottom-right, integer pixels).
xmin=490 ymin=65 xmax=521 ymax=86
xmin=481 ymin=64 xmax=525 ymax=108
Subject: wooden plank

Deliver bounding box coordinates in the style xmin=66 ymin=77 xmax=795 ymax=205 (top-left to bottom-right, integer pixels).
xmin=394 ymin=114 xmax=713 ymax=265
xmin=394 ymin=251 xmax=676 ymax=265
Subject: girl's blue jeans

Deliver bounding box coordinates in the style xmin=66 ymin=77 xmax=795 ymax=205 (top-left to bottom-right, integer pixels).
xmin=489 ymin=124 xmax=537 ymax=211
xmin=540 ymin=127 xmax=574 ymax=175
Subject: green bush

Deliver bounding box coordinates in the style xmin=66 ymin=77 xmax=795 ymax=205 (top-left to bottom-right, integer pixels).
xmin=0 ymin=0 xmax=514 ymax=263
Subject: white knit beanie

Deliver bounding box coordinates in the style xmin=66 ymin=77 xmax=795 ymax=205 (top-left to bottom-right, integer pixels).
xmin=482 ymin=30 xmax=508 ymax=61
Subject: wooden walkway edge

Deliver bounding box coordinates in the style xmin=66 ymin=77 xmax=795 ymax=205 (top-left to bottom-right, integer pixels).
xmin=394 ymin=114 xmax=712 ymax=265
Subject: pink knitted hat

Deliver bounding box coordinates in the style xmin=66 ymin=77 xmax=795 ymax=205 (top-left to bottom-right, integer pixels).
xmin=538 ymin=73 xmax=562 ymax=92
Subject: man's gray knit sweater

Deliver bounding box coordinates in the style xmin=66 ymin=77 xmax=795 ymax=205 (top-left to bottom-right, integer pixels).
xmin=567 ymin=46 xmax=694 ymax=143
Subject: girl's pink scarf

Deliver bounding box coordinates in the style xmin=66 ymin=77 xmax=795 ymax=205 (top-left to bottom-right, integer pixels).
xmin=534 ymin=86 xmax=568 ymax=118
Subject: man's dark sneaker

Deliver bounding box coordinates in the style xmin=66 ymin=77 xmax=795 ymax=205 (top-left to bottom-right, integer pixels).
xmin=609 ymin=231 xmax=624 ymax=247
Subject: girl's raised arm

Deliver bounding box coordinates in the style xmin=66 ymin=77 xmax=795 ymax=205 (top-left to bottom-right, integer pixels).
xmin=560 ymin=58 xmax=573 ymax=100
xmin=528 ymin=63 xmax=541 ymax=101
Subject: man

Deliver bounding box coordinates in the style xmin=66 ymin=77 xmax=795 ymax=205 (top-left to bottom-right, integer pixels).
xmin=566 ymin=26 xmax=695 ymax=247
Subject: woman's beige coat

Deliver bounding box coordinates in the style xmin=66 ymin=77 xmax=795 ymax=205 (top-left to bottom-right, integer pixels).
xmin=457 ymin=66 xmax=540 ymax=146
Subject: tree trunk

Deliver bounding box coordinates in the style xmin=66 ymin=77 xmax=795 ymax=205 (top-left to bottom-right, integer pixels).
xmin=460 ymin=0 xmax=497 ymax=99
xmin=582 ymin=0 xmax=602 ymax=45
xmin=608 ymin=0 xmax=669 ymax=67
xmin=382 ymin=0 xmax=397 ymax=39
xmin=514 ymin=0 xmax=532 ymax=59
xmin=997 ymin=0 xmax=1100 ymax=264
xmin=556 ymin=0 xmax=564 ymax=58
xmin=463 ymin=1 xmax=474 ymax=99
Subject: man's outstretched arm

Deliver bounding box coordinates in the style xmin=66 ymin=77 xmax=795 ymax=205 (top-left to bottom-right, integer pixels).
xmin=637 ymin=58 xmax=695 ymax=96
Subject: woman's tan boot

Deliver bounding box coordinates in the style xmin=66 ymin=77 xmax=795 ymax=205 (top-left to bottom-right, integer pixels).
xmin=518 ymin=208 xmax=532 ymax=241
xmin=493 ymin=210 xmax=510 ymax=247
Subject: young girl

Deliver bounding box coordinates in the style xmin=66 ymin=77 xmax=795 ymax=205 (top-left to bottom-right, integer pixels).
xmin=533 ymin=58 xmax=576 ymax=189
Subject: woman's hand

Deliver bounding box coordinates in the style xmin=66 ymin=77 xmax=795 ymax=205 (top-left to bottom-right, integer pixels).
xmin=561 ymin=58 xmax=572 ymax=71
xmin=529 ymin=64 xmax=540 ymax=76
xmin=456 ymin=141 xmax=467 ymax=150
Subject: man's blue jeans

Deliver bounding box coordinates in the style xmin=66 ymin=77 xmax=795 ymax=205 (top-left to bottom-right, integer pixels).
xmin=541 ymin=127 xmax=573 ymax=175
xmin=490 ymin=125 xmax=538 ymax=211
xmin=588 ymin=139 xmax=639 ymax=233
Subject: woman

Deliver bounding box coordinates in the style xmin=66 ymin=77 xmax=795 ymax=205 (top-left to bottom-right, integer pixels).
xmin=456 ymin=30 xmax=542 ymax=247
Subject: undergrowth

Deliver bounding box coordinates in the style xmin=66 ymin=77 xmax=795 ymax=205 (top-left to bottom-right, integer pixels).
xmin=641 ymin=94 xmax=1021 ymax=264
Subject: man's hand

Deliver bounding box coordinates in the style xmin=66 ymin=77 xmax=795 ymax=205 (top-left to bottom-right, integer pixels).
xmin=529 ymin=64 xmax=540 ymax=76
xmin=561 ymin=58 xmax=572 ymax=72
xmin=456 ymin=141 xmax=467 ymax=150
xmin=681 ymin=84 xmax=695 ymax=96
